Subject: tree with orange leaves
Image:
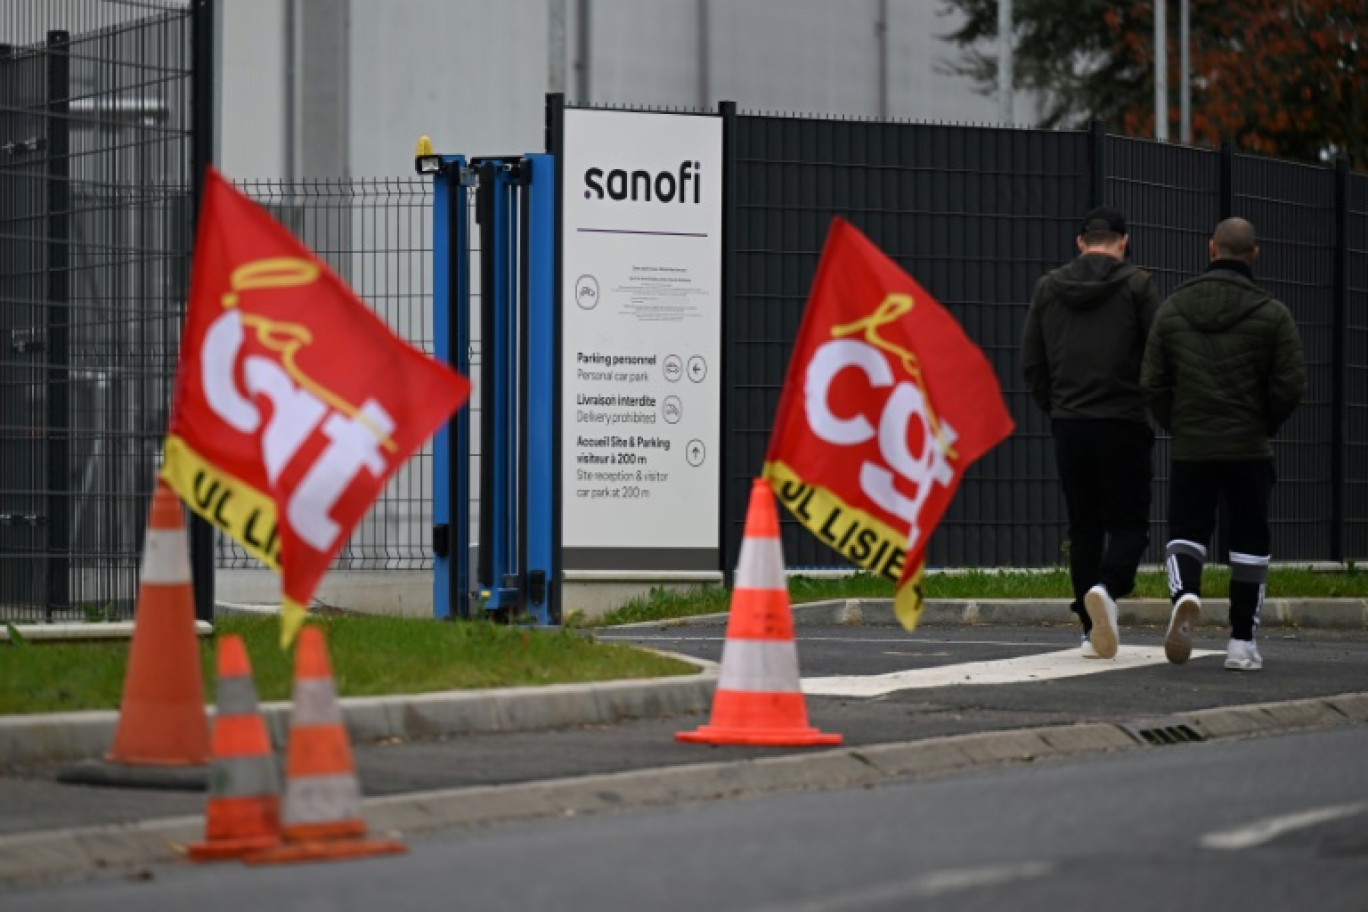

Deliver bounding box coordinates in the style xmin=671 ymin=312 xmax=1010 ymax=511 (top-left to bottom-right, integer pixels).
xmin=938 ymin=0 xmax=1367 ymax=167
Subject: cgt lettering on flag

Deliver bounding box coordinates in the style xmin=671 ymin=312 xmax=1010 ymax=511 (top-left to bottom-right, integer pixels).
xmin=163 ymin=169 xmax=469 ymax=646
xmin=763 ymin=218 xmax=1013 ymax=630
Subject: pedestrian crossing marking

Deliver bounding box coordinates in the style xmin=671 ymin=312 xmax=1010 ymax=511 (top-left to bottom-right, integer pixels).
xmin=801 ymin=645 xmax=1221 ymax=698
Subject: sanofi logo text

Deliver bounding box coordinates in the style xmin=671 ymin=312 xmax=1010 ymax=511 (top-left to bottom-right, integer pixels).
xmin=583 ymin=161 xmax=702 ymax=204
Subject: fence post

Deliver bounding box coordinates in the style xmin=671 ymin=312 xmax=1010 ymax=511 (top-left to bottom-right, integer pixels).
xmin=719 ymin=99 xmax=736 ymax=587
xmin=45 ymin=30 xmax=70 ymax=620
xmin=1218 ymin=139 xmax=1234 ymax=219
xmin=1332 ymin=159 xmax=1349 ymax=562
xmin=1211 ymin=138 xmax=1236 ymax=563
xmin=189 ymin=0 xmax=216 ymax=623
xmin=1088 ymin=119 xmax=1106 ymax=208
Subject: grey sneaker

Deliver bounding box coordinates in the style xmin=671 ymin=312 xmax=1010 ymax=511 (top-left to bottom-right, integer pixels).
xmin=1084 ymin=585 xmax=1119 ymax=658
xmin=1080 ymin=635 xmax=1100 ymax=659
xmin=1164 ymin=594 xmax=1202 ymax=665
xmin=1225 ymin=638 xmax=1263 ymax=671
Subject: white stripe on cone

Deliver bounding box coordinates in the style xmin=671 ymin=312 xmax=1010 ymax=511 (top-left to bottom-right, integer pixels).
xmin=717 ymin=639 xmax=803 ymax=692
xmin=139 ymin=528 xmax=192 ymax=585
xmin=733 ymin=536 xmax=785 ymax=590
xmin=283 ymin=773 xmax=362 ymax=827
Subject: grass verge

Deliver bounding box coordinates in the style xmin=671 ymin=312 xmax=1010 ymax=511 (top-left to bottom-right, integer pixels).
xmin=0 ymin=614 xmax=696 ymax=716
xmin=4 ymin=566 xmax=1363 ymax=715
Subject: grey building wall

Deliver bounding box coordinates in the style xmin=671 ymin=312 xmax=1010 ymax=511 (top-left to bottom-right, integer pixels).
xmin=219 ymin=0 xmax=1007 ymax=179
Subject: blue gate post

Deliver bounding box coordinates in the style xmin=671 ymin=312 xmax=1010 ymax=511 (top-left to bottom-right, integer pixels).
xmin=522 ymin=153 xmax=556 ymax=625
xmin=483 ymin=161 xmax=519 ymax=612
xmin=428 ymin=153 xmax=470 ymax=619
xmin=431 ymin=152 xmax=555 ymax=623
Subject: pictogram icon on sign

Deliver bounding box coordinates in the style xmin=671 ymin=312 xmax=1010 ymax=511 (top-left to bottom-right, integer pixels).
xmin=686 ymin=439 xmax=706 ymax=467
xmin=663 ymin=354 xmax=683 ymax=382
xmin=575 ymin=275 xmax=600 ymax=310
xmin=662 ymin=396 xmax=683 ymax=424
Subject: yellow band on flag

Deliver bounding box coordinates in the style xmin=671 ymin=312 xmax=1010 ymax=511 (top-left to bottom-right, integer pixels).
xmin=161 ymin=433 xmax=281 ymax=572
xmin=763 ymin=459 xmax=926 ymax=630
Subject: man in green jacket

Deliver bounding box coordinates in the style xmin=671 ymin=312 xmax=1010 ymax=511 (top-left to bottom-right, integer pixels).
xmin=1022 ymin=207 xmax=1160 ymax=659
xmin=1141 ymin=217 xmax=1305 ymax=671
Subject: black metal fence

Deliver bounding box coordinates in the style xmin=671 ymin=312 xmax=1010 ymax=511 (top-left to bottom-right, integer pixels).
xmin=1 ymin=1 xmax=196 ymax=621
xmin=5 ymin=43 xmax=1365 ymax=624
xmin=727 ymin=114 xmax=1368 ymax=573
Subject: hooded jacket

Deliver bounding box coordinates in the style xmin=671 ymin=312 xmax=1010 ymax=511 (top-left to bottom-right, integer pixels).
xmin=1021 ymin=253 xmax=1160 ymax=424
xmin=1141 ymin=262 xmax=1305 ymax=461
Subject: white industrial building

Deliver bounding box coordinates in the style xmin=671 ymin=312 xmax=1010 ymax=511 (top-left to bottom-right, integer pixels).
xmin=220 ymin=0 xmax=1016 ymax=179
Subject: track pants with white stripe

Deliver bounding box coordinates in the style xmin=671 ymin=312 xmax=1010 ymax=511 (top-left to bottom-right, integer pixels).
xmin=1164 ymin=459 xmax=1275 ymax=641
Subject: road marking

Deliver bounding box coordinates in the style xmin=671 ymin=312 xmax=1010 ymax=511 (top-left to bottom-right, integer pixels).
xmin=1200 ymin=802 xmax=1368 ymax=850
xmin=753 ymin=861 xmax=1053 ymax=911
xmin=800 ymin=645 xmax=1221 ymax=697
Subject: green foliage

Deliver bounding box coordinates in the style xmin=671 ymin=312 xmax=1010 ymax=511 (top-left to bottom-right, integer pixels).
xmin=938 ymin=0 xmax=1368 ymax=166
xmin=79 ymin=604 xmax=120 ymax=623
xmin=593 ymin=585 xmax=733 ymax=628
xmin=937 ymin=0 xmax=1148 ymax=130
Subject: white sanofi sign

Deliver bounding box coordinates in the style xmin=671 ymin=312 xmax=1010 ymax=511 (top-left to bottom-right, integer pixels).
xmin=560 ymin=108 xmax=722 ymax=570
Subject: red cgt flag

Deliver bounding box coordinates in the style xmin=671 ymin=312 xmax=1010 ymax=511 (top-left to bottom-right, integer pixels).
xmin=162 ymin=167 xmax=470 ymax=646
xmin=762 ymin=218 xmax=1013 ymax=630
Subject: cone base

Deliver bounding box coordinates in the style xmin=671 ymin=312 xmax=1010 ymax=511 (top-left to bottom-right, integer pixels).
xmin=243 ymin=837 xmax=407 ymax=866
xmin=676 ymin=725 xmax=843 ymax=747
xmin=103 ymin=751 xmax=208 ymax=768
xmin=187 ymin=834 xmax=280 ymax=862
xmin=57 ymin=758 xmax=208 ymax=792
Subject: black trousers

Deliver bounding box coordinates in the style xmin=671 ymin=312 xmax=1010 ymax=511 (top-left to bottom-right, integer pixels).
xmin=1053 ymin=419 xmax=1153 ymax=629
xmin=1166 ymin=459 xmax=1275 ymax=640
xmin=1167 ymin=459 xmax=1274 ymax=556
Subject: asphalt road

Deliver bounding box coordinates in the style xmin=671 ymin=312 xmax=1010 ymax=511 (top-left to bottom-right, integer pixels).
xmin=3 ymin=623 xmax=1366 ymax=839
xmin=6 ymin=721 xmax=1366 ymax=911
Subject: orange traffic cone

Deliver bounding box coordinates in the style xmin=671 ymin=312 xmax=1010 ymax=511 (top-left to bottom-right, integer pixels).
xmin=244 ymin=626 xmax=405 ymax=864
xmin=107 ymin=479 xmax=210 ymax=766
xmin=677 ymin=478 xmax=841 ymax=747
xmin=188 ymin=635 xmax=281 ymax=861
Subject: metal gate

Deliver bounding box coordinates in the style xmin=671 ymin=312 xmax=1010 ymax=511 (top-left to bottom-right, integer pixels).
xmin=422 ymin=150 xmax=556 ymax=623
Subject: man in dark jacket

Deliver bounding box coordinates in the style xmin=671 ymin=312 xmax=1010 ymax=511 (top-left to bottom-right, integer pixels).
xmin=1142 ymin=217 xmax=1305 ymax=671
xmin=1022 ymin=207 xmax=1160 ymax=659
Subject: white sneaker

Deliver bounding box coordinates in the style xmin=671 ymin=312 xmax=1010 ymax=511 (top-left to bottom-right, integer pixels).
xmin=1164 ymin=594 xmax=1202 ymax=665
xmin=1225 ymin=638 xmax=1263 ymax=671
xmin=1080 ymin=635 xmax=1100 ymax=659
xmin=1084 ymin=585 xmax=1119 ymax=658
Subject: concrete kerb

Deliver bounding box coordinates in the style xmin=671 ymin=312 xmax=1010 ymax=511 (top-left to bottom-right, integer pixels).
xmin=0 ymin=665 xmax=719 ymax=771
xmin=618 ymin=597 xmax=1368 ymax=630
xmin=4 ymin=690 xmax=1366 ymax=888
